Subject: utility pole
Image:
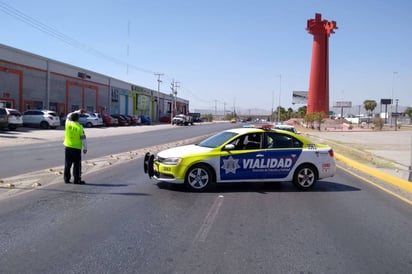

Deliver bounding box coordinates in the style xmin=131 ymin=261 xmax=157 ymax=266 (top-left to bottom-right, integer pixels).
xmin=154 ymin=73 xmax=164 ymax=122
xmin=174 ymin=81 xmax=180 ymax=115
xmin=170 ymin=80 xmax=176 ymax=124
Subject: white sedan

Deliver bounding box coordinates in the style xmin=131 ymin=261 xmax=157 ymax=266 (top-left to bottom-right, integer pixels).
xmin=78 ymin=113 xmax=103 ymax=128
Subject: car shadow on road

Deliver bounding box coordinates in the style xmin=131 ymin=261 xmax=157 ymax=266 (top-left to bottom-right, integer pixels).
xmin=156 ymin=181 xmax=361 ymax=193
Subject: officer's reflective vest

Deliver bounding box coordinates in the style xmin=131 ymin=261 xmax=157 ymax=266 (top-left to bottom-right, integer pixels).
xmin=64 ymin=121 xmax=84 ymax=149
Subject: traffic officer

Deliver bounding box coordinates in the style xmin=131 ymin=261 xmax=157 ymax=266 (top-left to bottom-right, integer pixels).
xmin=63 ymin=112 xmax=87 ymax=184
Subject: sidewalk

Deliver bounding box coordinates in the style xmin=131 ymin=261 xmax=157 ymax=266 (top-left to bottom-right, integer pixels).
xmin=301 ymin=128 xmax=412 ymax=203
xmin=302 ymin=129 xmax=412 ymax=181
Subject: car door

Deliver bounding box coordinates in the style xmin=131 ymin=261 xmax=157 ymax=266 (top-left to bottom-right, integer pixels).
xmin=219 ymin=132 xmax=267 ymax=181
xmin=260 ymin=132 xmax=303 ymax=180
xmin=23 ymin=110 xmax=34 ymax=125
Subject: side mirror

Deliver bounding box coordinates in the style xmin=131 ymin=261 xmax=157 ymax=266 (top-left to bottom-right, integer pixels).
xmin=223 ymin=144 xmax=235 ymax=151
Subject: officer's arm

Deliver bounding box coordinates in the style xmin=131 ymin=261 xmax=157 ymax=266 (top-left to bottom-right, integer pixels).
xmin=81 ymin=133 xmax=87 ymax=153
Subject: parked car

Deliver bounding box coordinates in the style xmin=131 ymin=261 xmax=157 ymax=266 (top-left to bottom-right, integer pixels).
xmin=139 ymin=115 xmax=151 ymax=125
xmin=90 ymin=113 xmax=104 ymax=127
xmin=125 ymin=115 xmax=138 ymax=125
xmin=122 ymin=115 xmax=132 ymax=125
xmin=5 ymin=108 xmax=23 ymax=130
xmin=0 ymin=108 xmax=9 ymax=130
xmin=159 ymin=116 xmax=171 ymax=123
xmin=77 ymin=113 xmax=102 ymax=128
xmin=111 ymin=114 xmax=129 ymax=126
xmin=23 ymin=110 xmax=60 ymax=129
xmin=274 ymin=124 xmax=298 ymax=134
xmin=102 ymin=114 xmax=118 ymax=126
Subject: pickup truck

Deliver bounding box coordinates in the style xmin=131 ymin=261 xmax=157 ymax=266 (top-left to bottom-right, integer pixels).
xmin=172 ymin=114 xmax=193 ymax=126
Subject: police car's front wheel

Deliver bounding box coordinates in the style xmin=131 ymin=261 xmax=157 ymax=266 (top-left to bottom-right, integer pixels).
xmin=293 ymin=164 xmax=318 ymax=190
xmin=185 ymin=164 xmax=214 ymax=192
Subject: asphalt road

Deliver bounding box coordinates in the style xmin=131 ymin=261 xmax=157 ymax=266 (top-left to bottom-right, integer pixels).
xmin=0 ymin=123 xmax=235 ymax=178
xmin=0 ymin=154 xmax=411 ymax=273
xmin=0 ymin=123 xmax=411 ymax=273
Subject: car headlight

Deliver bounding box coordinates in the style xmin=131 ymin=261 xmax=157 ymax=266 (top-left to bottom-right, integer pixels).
xmin=161 ymin=157 xmax=182 ymax=165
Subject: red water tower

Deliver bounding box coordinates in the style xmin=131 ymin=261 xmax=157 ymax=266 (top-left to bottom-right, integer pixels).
xmin=306 ymin=13 xmax=337 ymax=115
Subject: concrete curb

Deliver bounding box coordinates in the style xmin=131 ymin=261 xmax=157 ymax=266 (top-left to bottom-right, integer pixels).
xmin=335 ymin=152 xmax=412 ymax=194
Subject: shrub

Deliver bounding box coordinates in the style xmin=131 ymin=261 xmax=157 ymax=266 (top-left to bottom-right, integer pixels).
xmin=372 ymin=117 xmax=384 ymax=130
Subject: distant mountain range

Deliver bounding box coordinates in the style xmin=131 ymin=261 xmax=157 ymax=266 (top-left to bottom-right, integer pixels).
xmin=190 ymin=107 xmax=271 ymax=116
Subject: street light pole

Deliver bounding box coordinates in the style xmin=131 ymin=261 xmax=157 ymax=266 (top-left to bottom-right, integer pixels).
xmin=271 ymin=89 xmax=274 ymax=122
xmin=395 ymin=99 xmax=399 ymax=131
xmin=277 ymin=74 xmax=282 ymax=123
xmin=390 ymin=71 xmax=398 ymax=127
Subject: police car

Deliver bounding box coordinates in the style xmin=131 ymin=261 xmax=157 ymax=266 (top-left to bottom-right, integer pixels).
xmin=144 ymin=125 xmax=336 ymax=191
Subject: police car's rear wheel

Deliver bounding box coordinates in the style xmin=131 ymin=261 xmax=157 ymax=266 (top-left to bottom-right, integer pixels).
xmin=185 ymin=164 xmax=213 ymax=191
xmin=293 ymin=164 xmax=317 ymax=190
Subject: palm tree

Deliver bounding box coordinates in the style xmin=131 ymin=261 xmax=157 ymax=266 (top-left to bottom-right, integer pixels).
xmin=363 ymin=100 xmax=377 ymax=115
xmin=363 ymin=100 xmax=377 ymax=127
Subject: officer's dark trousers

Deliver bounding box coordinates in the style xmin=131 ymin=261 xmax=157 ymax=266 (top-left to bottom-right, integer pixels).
xmin=64 ymin=147 xmax=82 ymax=183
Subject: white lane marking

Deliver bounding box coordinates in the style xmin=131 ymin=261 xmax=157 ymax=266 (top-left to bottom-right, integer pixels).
xmin=193 ymin=195 xmax=224 ymax=242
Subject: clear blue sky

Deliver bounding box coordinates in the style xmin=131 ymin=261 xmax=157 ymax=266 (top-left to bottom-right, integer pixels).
xmin=1 ymin=0 xmax=411 ymax=114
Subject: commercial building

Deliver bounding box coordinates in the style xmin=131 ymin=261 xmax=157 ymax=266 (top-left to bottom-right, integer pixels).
xmin=0 ymin=43 xmax=189 ymax=121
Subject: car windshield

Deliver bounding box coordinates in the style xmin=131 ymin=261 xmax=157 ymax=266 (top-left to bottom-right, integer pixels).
xmin=198 ymin=131 xmax=238 ymax=148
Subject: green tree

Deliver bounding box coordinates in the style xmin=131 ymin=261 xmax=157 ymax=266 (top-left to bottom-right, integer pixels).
xmin=303 ymin=113 xmax=316 ymax=129
xmin=363 ymin=100 xmax=377 ymax=127
xmin=303 ymin=112 xmax=327 ymax=130
xmin=224 ymin=112 xmax=236 ymax=120
xmin=313 ymin=112 xmax=327 ymax=131
xmin=404 ymin=107 xmax=412 ymax=124
xmin=296 ymin=106 xmax=307 ymax=118
xmin=372 ymin=117 xmax=384 ymax=130
xmin=274 ymin=106 xmax=287 ymax=122
xmin=201 ymin=114 xmax=213 ymax=122
xmin=363 ymin=100 xmax=377 ymax=115
xmin=287 ymin=108 xmax=293 ymax=120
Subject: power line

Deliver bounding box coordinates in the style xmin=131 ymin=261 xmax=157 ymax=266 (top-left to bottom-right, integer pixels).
xmin=0 ymin=1 xmax=155 ymax=74
xmin=0 ymin=1 xmax=216 ymax=106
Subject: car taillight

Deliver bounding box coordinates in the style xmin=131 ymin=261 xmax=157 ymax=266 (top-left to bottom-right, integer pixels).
xmin=328 ymin=149 xmax=334 ymax=157
xmin=47 ymin=116 xmax=53 ymax=120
